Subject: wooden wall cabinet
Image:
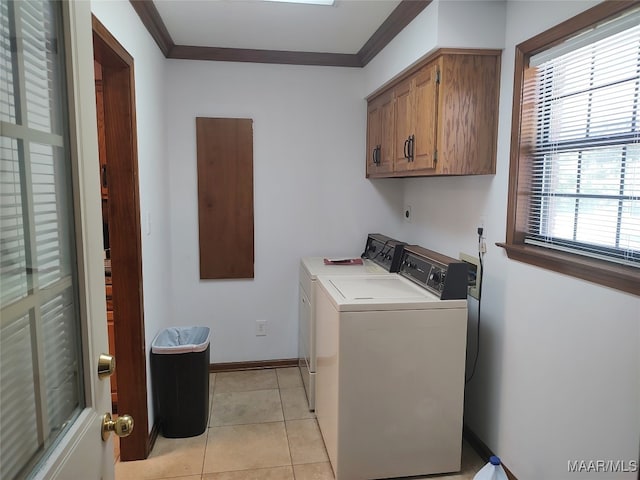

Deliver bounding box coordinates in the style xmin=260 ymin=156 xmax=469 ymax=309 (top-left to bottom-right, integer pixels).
xmin=365 ymin=49 xmax=501 ymax=178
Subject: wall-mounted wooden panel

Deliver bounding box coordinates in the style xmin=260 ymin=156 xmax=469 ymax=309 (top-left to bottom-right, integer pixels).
xmin=197 ymin=118 xmax=254 ymax=279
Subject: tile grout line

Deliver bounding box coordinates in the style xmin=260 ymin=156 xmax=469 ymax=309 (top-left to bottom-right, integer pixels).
xmin=200 ymin=430 xmax=209 ymax=480
xmin=277 ymin=369 xmax=298 ymax=480
xmin=200 ymin=373 xmax=217 ymax=479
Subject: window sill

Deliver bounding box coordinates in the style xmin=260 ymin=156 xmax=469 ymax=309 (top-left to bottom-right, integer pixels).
xmin=496 ymin=242 xmax=640 ymax=296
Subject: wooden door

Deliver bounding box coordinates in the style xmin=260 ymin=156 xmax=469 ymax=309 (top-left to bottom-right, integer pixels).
xmin=1 ymin=2 xmax=114 ymax=477
xmin=394 ymin=77 xmax=413 ymax=173
xmin=412 ymin=62 xmax=439 ymax=172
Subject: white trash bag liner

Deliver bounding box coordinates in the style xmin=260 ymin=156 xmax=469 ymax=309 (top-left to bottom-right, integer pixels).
xmin=152 ymin=326 xmax=211 ymax=354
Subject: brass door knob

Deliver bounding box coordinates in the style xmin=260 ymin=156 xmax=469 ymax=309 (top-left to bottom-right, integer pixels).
xmin=98 ymin=353 xmax=115 ymax=379
xmin=101 ymin=412 xmax=134 ymax=441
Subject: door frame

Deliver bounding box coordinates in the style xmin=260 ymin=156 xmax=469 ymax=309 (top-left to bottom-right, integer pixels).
xmin=92 ymin=16 xmax=149 ymax=461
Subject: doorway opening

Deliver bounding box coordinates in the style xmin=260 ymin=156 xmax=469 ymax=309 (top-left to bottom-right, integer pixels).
xmin=92 ymin=16 xmax=150 ymax=462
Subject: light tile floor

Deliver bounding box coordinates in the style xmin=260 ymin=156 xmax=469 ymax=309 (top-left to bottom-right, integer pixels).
xmin=115 ymin=367 xmax=485 ymax=480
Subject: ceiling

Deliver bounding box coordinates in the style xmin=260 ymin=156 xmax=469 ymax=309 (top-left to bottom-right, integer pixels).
xmin=130 ymin=0 xmax=431 ymax=67
xmin=155 ymin=0 xmax=400 ymax=54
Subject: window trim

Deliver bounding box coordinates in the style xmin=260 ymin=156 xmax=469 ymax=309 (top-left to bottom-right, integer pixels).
xmin=500 ymin=0 xmax=640 ymax=296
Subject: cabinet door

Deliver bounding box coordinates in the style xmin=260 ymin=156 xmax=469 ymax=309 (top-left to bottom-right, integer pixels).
xmin=366 ymin=99 xmax=382 ymax=176
xmin=394 ymin=77 xmax=413 ymax=173
xmin=412 ymin=62 xmax=439 ymax=171
xmin=378 ymin=91 xmax=395 ymax=174
xmin=367 ymin=91 xmax=395 ymax=176
xmin=437 ymin=54 xmax=499 ymax=174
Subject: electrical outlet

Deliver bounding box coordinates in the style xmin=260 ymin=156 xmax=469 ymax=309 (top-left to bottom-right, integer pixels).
xmin=477 ymin=221 xmax=487 ymax=254
xmin=480 ymin=237 xmax=487 ymax=254
xmin=459 ymin=252 xmax=481 ymax=300
xmin=256 ymin=320 xmax=267 ymax=336
xmin=404 ymin=205 xmax=412 ymax=223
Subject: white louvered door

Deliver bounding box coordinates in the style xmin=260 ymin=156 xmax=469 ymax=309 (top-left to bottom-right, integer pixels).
xmin=0 ymin=1 xmax=112 ymax=479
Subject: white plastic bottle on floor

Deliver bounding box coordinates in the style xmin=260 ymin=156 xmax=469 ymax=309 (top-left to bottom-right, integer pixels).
xmin=473 ymin=455 xmax=509 ymax=480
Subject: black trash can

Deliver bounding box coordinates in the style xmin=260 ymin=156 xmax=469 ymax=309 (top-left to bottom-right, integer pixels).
xmin=151 ymin=326 xmax=211 ymax=438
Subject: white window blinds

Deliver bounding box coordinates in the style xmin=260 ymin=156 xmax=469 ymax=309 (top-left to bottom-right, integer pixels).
xmin=521 ymin=9 xmax=640 ymax=267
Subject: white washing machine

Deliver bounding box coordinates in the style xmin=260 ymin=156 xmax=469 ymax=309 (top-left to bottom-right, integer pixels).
xmin=298 ymin=235 xmax=406 ymax=411
xmin=314 ymin=246 xmax=469 ymax=480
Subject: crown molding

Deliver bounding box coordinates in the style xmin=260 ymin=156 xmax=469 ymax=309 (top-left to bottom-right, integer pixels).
xmin=357 ymin=0 xmax=431 ymax=66
xmin=129 ymin=0 xmax=174 ymax=57
xmin=129 ymin=0 xmax=431 ymax=67
xmin=168 ymin=45 xmax=361 ymax=67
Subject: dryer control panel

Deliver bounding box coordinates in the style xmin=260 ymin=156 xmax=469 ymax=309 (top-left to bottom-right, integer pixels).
xmin=399 ymin=245 xmax=468 ymax=300
xmin=361 ymin=234 xmax=407 ymax=272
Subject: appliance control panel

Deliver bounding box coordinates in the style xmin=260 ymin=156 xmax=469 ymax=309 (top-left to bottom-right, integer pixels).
xmin=361 ymin=234 xmax=407 ymax=273
xmin=398 ymin=245 xmax=468 ymax=300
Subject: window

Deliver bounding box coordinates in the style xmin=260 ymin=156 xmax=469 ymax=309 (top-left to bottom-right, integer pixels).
xmin=502 ymin=2 xmax=640 ymax=295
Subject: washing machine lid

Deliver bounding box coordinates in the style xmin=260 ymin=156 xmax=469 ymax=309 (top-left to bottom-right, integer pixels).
xmin=318 ymin=275 xmax=467 ymax=312
xmin=302 ymin=257 xmax=388 ymax=279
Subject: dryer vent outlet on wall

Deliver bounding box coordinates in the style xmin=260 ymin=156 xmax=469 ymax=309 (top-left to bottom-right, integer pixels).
xmin=403 ymin=205 xmax=412 ymax=223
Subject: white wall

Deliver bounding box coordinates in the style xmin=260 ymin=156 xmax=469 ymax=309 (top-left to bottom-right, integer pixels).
xmin=436 ymin=0 xmax=506 ymax=51
xmin=165 ymin=60 xmax=403 ymax=363
xmin=365 ymin=1 xmax=640 ymax=479
xmin=90 ymin=0 xmax=172 ymax=432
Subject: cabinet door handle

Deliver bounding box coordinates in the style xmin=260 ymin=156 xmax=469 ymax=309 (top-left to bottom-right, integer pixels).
xmin=403 ymin=139 xmax=409 ymax=160
xmin=377 ymin=145 xmax=381 ymax=165
xmin=372 ymin=147 xmax=376 ymax=165
xmin=409 ymin=135 xmax=415 ymax=162
xmin=101 ymin=164 xmax=108 ymax=188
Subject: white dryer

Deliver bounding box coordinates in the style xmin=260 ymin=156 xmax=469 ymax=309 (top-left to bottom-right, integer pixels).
xmin=314 ymin=246 xmax=469 ymax=480
xmin=298 ymin=234 xmax=406 ymax=410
